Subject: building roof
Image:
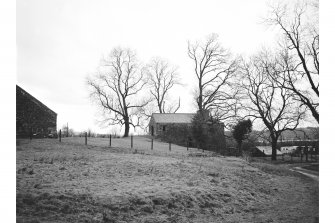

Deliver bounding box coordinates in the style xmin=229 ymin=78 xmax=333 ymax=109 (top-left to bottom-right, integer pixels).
xmin=16 ymin=85 xmax=57 ymax=116
xmin=151 ymin=113 xmax=196 ymax=124
xmin=257 ymin=146 xmax=283 ymax=155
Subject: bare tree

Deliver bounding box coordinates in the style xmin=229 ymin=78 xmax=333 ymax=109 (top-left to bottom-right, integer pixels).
xmin=61 ymin=124 xmax=74 ymax=137
xmin=187 ymin=34 xmax=240 ymax=121
xmin=145 ymin=58 xmax=181 ymax=113
xmin=266 ymin=1 xmax=319 ymax=123
xmin=240 ymin=50 xmax=306 ymax=160
xmin=87 ymin=47 xmax=150 ymax=137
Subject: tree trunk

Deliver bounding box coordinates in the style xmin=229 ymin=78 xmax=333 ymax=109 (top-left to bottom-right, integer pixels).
xmin=271 ymin=138 xmax=278 ymax=161
xmin=238 ymin=141 xmax=242 ymax=156
xmin=309 ymin=104 xmax=319 ymax=123
xmin=124 ymin=117 xmax=130 ymax=137
xmin=198 ymin=80 xmax=203 ymax=111
xmin=222 ymin=124 xmax=226 ymax=154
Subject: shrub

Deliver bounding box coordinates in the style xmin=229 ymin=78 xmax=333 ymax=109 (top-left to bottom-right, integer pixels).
xmin=191 ymin=111 xmax=227 ymax=153
xmin=191 ymin=112 xmax=209 ymax=150
xmin=232 ymin=119 xmax=252 ymax=155
xmin=161 ymin=124 xmax=192 ymax=147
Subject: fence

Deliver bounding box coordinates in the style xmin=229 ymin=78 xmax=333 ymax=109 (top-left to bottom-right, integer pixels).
xmin=55 ymin=130 xmax=238 ymax=156
xmin=253 ymin=148 xmax=319 ymax=163
xmin=56 ymin=130 xmax=201 ymax=154
xmin=32 ymin=130 xmax=319 ymax=162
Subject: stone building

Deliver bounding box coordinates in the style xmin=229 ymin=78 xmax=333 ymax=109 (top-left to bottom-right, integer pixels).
xmin=16 ymin=85 xmax=57 ymax=138
xmin=148 ymin=113 xmax=196 ymax=137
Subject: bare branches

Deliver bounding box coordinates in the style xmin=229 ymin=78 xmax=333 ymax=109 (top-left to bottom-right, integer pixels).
xmin=265 ymin=1 xmax=319 ymax=123
xmin=87 ymin=47 xmax=149 ymax=137
xmin=188 ymin=34 xmax=240 ymax=121
xmin=239 ymin=49 xmax=306 ymax=159
xmin=145 ymin=57 xmax=181 ymax=113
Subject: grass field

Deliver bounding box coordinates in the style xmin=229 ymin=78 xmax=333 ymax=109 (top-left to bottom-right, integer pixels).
xmin=16 ymin=137 xmax=318 ymax=223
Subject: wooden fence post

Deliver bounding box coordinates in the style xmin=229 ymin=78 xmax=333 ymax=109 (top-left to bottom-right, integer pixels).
xmin=169 ymin=142 xmax=171 ymax=151
xmin=131 ymin=135 xmax=133 ymax=148
xmin=85 ymin=132 xmax=87 ymax=145
xmin=187 ymin=140 xmax=189 ymax=151
xmin=30 ymin=127 xmax=33 ymax=140
xmin=151 ymin=138 xmax=153 ymax=150
xmin=109 ymin=134 xmax=111 ymax=147
xmin=263 ymin=150 xmax=265 ymax=160
xmin=59 ymin=129 xmax=61 ymax=142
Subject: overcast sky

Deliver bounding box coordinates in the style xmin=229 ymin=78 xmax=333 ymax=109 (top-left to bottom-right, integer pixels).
xmin=17 ymin=0 xmax=312 ymax=134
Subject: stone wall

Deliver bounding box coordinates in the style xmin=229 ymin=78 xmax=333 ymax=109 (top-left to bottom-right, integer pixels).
xmin=158 ymin=123 xmax=192 ymax=147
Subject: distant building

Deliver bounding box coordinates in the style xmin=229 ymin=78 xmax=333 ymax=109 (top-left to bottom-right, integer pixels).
xmin=148 ymin=113 xmax=196 ymax=137
xmin=280 ymin=146 xmax=299 ymax=154
xmin=256 ymin=146 xmax=283 ymax=156
xmin=16 ymin=85 xmax=57 ymax=138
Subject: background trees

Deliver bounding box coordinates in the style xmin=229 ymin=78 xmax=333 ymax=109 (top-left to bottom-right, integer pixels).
xmin=187 ymin=34 xmax=240 ymax=122
xmin=266 ymin=1 xmax=319 ymax=123
xmin=61 ymin=124 xmax=74 ymax=137
xmin=146 ymin=58 xmax=181 ymax=113
xmin=87 ymin=47 xmax=149 ymax=137
xmin=240 ymin=50 xmax=306 ymax=160
xmin=84 ymin=0 xmax=318 ymax=150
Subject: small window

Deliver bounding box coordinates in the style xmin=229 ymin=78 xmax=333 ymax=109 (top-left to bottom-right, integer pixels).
xmin=162 ymin=125 xmax=166 ymax=131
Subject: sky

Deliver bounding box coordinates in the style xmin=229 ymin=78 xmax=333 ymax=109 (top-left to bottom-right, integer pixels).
xmin=16 ymin=0 xmax=314 ymax=134
xmin=3 ymin=0 xmax=334 ymax=219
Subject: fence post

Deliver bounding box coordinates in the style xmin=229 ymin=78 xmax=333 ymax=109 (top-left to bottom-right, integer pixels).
xmin=131 ymin=135 xmax=133 ymax=148
xmin=109 ymin=134 xmax=111 ymax=147
xmin=169 ymin=142 xmax=171 ymax=151
xmin=59 ymin=129 xmax=61 ymax=142
xmin=85 ymin=132 xmax=87 ymax=145
xmin=30 ymin=127 xmax=32 ymax=140
xmin=151 ymin=138 xmax=153 ymax=150
xmin=187 ymin=140 xmax=189 ymax=151
xmin=282 ymin=153 xmax=284 ymax=161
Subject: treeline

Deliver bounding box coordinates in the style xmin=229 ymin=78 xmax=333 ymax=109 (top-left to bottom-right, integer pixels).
xmin=85 ymin=0 xmax=318 ymax=160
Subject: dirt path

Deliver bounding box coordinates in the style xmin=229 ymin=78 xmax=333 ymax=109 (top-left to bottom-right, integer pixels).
xmin=291 ymin=166 xmax=319 ymax=181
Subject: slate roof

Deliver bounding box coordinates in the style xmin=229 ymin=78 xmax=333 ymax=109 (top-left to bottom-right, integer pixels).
xmin=151 ymin=113 xmax=196 ymax=124
xmin=16 ymin=85 xmax=57 ymax=116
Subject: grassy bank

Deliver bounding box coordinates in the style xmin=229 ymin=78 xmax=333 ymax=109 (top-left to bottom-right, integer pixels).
xmin=16 ymin=138 xmax=318 ymax=223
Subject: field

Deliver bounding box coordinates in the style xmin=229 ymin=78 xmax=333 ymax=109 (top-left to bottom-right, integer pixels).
xmin=16 ymin=137 xmax=318 ymax=223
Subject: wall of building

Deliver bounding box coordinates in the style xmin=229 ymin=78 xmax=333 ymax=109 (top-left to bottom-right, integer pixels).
xmin=16 ymin=86 xmax=57 ymax=138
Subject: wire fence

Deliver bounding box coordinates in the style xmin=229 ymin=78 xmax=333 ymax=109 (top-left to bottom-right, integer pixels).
xmin=24 ymin=129 xmax=319 ymax=162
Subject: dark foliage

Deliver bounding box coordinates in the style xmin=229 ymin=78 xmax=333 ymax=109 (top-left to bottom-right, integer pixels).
xmin=161 ymin=124 xmax=192 ymax=147
xmin=191 ymin=111 xmax=227 ymax=154
xmin=191 ymin=112 xmax=209 ymax=150
xmin=232 ymin=119 xmax=252 ymax=154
